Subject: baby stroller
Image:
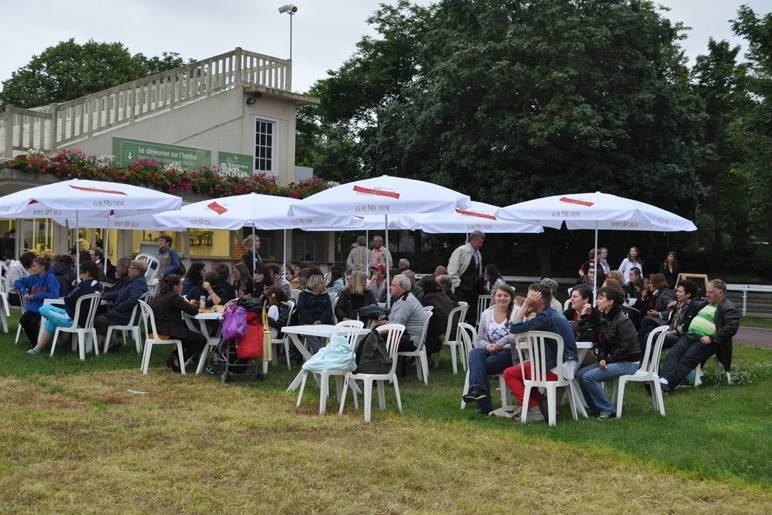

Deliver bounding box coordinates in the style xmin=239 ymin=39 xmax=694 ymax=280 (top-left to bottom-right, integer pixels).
xmin=209 ymin=298 xmax=266 ymax=384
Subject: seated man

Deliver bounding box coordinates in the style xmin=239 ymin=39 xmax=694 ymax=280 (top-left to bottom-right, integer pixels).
xmin=638 ymin=279 xmax=699 ymax=350
xmin=402 ymin=269 xmax=423 ymax=301
xmin=502 ymin=283 xmax=578 ymax=422
xmin=94 ymin=260 xmax=148 ymax=349
xmin=660 ymin=279 xmax=740 ymax=391
xmin=383 ymin=274 xmax=429 ymax=352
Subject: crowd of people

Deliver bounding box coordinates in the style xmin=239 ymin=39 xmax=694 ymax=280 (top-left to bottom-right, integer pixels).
xmin=2 ymin=230 xmax=741 ymax=423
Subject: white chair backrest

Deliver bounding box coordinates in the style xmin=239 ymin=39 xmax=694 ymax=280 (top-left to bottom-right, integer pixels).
xmin=563 ymin=298 xmax=572 ymax=311
xmin=457 ymin=322 xmax=476 ymax=366
xmin=138 ymin=300 xmax=160 ymax=339
xmin=136 ymin=254 xmax=160 ymax=282
xmin=290 ymin=288 xmax=301 ymax=301
xmin=476 ymin=295 xmax=492 ymax=324
xmin=416 ymin=311 xmax=433 ymax=351
xmin=71 ymin=292 xmax=102 ymax=329
xmin=423 ymin=305 xmax=434 ymax=312
xmin=443 ymin=305 xmax=466 ymax=343
xmin=334 ymin=320 xmax=365 ymax=347
xmin=516 ymin=330 xmax=566 ymax=382
xmin=376 ymin=323 xmax=405 ymax=375
xmin=641 ymin=325 xmax=669 ymax=375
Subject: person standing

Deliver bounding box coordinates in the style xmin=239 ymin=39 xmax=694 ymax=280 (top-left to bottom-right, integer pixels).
xmin=447 ymin=230 xmax=485 ymax=322
xmin=345 ymin=235 xmax=369 ymax=274
xmin=659 ymin=251 xmax=680 ymax=289
xmin=157 ymin=235 xmax=182 ymax=277
xmin=618 ymin=246 xmax=644 ymax=283
xmin=241 ymin=234 xmax=262 ymax=273
xmin=369 ymin=235 xmax=393 ymax=269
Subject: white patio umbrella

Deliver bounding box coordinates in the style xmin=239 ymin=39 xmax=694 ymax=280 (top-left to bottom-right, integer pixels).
xmin=153 ymin=192 xmax=354 ymax=277
xmin=289 ymin=175 xmax=472 ymax=303
xmin=0 ymin=179 xmax=182 ymax=277
xmin=400 ymin=201 xmax=543 ymax=235
xmin=496 ymin=191 xmax=697 ymax=301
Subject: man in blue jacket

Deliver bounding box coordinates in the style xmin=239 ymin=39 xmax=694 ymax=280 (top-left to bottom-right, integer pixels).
xmin=94 ymin=260 xmax=148 ymax=350
xmin=14 ymin=257 xmax=61 ymax=345
xmin=502 ymin=283 xmax=578 ymax=422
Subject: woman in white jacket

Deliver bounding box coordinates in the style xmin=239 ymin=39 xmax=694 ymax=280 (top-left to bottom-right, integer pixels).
xmin=617 ymin=246 xmax=643 ymax=283
xmin=462 ymin=284 xmax=521 ymax=415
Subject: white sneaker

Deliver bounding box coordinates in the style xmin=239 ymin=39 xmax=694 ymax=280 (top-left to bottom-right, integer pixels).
xmin=488 ymin=406 xmax=521 ymax=419
xmin=522 ymin=406 xmax=545 ymax=423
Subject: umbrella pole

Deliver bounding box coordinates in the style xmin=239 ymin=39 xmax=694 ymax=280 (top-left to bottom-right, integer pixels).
xmin=251 ymin=226 xmax=256 ymax=278
xmin=103 ymin=220 xmax=110 ymax=276
xmin=282 ymin=229 xmax=287 ymax=280
xmin=385 ymin=215 xmax=390 ymax=306
xmin=593 ymin=222 xmax=598 ymax=306
xmin=75 ymin=211 xmax=80 ymax=281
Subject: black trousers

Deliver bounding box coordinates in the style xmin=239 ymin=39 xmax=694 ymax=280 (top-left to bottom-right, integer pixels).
xmin=167 ymin=328 xmax=207 ymax=365
xmin=19 ymin=311 xmax=41 ymax=346
xmin=661 ymin=334 xmax=717 ymax=387
xmin=94 ymin=315 xmax=115 ymax=337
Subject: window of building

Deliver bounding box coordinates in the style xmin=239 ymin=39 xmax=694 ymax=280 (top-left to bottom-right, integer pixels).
xmin=254 ymin=118 xmax=276 ymax=174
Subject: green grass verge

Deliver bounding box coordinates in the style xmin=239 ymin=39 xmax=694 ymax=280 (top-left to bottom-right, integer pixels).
xmin=742 ymin=316 xmax=772 ymax=330
xmin=0 ymin=312 xmax=770 ymax=511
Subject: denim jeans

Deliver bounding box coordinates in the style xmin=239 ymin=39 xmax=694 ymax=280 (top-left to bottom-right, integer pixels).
xmin=467 ymin=346 xmax=516 ymax=413
xmin=577 ymin=361 xmax=640 ymax=415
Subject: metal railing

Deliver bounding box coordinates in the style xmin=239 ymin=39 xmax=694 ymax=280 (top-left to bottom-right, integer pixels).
xmin=1 ymin=48 xmax=291 ymax=158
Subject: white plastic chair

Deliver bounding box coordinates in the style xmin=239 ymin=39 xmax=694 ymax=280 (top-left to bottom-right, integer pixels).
xmin=138 ymin=300 xmax=185 ymax=375
xmin=459 ymin=322 xmax=514 ymax=410
xmin=290 ymin=288 xmax=301 ymax=301
xmin=103 ymin=291 xmax=151 ymax=354
xmin=436 ymin=302 xmax=469 ymax=374
xmin=397 ymin=309 xmax=433 ymax=385
xmin=272 ymin=301 xmax=296 ymax=369
xmin=476 ymin=295 xmax=493 ymax=326
xmin=338 ymin=323 xmax=405 ymax=423
xmin=0 ymin=273 xmax=10 ymax=334
xmin=694 ymin=357 xmax=733 ymax=387
xmin=615 ymin=325 xmax=669 ymax=418
xmin=515 ymin=330 xmax=580 ymax=426
xmin=49 ymin=293 xmax=103 ymax=361
xmin=295 ymin=320 xmax=365 ymax=415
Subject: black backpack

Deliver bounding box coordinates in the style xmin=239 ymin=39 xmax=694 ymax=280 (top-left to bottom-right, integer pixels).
xmin=355 ymin=329 xmax=392 ymax=374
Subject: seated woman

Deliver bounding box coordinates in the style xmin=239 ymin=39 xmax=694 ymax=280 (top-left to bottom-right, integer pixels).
xmin=266 ymin=287 xmax=291 ymax=339
xmin=182 ymin=262 xmax=205 ymax=298
xmin=200 ymin=271 xmax=236 ymax=307
xmin=326 ymin=266 xmax=345 ymax=294
xmin=577 ymin=286 xmax=642 ymax=419
xmin=27 ymin=261 xmax=102 ymax=355
xmin=231 ymin=263 xmax=254 ymax=298
xmin=296 ymin=270 xmax=333 ymax=353
xmin=149 ymin=274 xmax=207 ymax=372
xmin=334 ymin=271 xmax=376 ymax=321
xmin=462 ymin=284 xmax=518 ymax=415
xmin=420 ymin=276 xmax=458 ymax=356
xmin=484 ymin=264 xmax=506 ymax=294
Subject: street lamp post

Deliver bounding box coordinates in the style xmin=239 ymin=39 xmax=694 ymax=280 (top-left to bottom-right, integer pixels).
xmin=278 ymin=4 xmax=298 ymax=63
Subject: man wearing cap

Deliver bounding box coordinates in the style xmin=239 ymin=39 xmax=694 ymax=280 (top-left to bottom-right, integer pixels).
xmin=368 ymin=263 xmax=388 ymax=303
xmin=447 ymin=230 xmax=485 ymax=321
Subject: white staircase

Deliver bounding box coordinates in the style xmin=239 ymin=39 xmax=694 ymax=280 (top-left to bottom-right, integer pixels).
xmin=1 ymin=48 xmax=291 ymax=158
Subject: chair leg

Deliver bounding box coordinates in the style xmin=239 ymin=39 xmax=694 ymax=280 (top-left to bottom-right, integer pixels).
xmin=569 ymin=381 xmax=588 ymax=418
xmin=296 ymin=371 xmax=308 ymax=409
xmin=653 ymin=380 xmax=666 ymax=416
xmin=566 ymin=385 xmax=578 ymax=420
xmin=338 ymin=375 xmax=349 ymax=415
xmin=461 ymin=370 xmax=470 ymax=409
xmin=616 ymin=378 xmax=627 ymax=418
xmin=694 ymin=364 xmax=703 ymax=387
xmin=414 ymin=356 xmax=422 ymax=380
xmin=50 ymin=328 xmax=61 ymax=356
xmin=104 ymin=328 xmax=114 ymax=353
xmin=284 ymin=341 xmax=292 ymax=370
xmin=0 ymin=310 xmax=7 ymax=334
xmin=140 ymin=342 xmax=152 ymax=374
xmin=90 ymin=330 xmax=99 ymax=356
xmin=420 ymin=351 xmax=429 ymax=385
xmin=376 ymin=380 xmax=386 ymax=410
xmin=449 ymin=344 xmax=458 ymax=375
xmin=547 ymin=386 xmax=557 ymax=426
xmin=15 ymin=323 xmax=22 ymax=345
xmin=392 ymin=375 xmax=403 ymax=414
xmin=177 ymin=344 xmax=186 ymax=375
xmin=133 ymin=328 xmax=142 ymax=354
xmin=319 ymin=372 xmax=329 ymax=415
xmin=520 ymin=387 xmax=532 ymax=424
xmin=363 ymin=379 xmax=373 ymax=423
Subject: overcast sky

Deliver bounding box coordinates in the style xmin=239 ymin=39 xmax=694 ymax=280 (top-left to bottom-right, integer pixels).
xmin=0 ymin=0 xmax=768 ymax=96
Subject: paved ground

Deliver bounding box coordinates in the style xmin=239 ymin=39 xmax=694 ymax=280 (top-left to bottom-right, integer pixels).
xmin=736 ymin=327 xmax=772 ymax=349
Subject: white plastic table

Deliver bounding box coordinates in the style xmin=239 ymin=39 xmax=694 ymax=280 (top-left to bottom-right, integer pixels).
xmin=183 ymin=310 xmax=223 ymax=374
xmin=282 ymin=324 xmax=370 ymax=362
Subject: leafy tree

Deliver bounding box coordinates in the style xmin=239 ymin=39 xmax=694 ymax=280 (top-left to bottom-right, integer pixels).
xmin=0 ymin=39 xmax=186 ymax=108
xmin=691 ymin=38 xmax=751 ymax=263
xmin=731 ymin=5 xmax=772 ymax=276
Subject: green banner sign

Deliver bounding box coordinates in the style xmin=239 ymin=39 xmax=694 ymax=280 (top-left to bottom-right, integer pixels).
xmin=218 ymin=151 xmax=253 ymax=177
xmin=112 ymin=137 xmax=211 ymax=169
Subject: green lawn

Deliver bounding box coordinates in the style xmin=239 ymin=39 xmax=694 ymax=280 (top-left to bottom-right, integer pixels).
xmin=742 ymin=316 xmax=772 ymax=330
xmin=1 ymin=312 xmax=770 ymax=512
